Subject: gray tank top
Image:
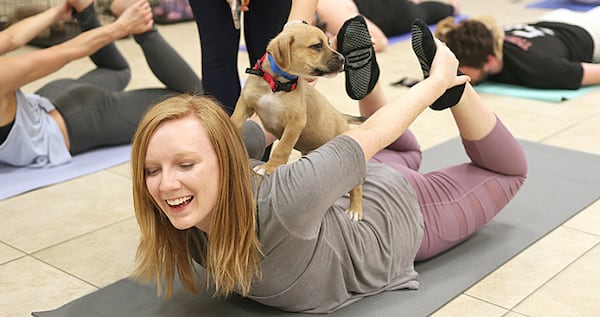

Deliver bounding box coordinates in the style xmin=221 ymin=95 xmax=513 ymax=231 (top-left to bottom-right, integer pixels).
xmin=0 ymin=90 xmax=71 ymax=167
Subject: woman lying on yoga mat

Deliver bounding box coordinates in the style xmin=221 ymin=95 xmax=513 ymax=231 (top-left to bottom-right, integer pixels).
xmin=130 ymin=17 xmax=527 ymax=313
xmin=315 ymin=0 xmax=459 ymax=52
xmin=0 ymin=0 xmax=202 ymax=168
xmin=435 ymin=7 xmax=600 ymax=89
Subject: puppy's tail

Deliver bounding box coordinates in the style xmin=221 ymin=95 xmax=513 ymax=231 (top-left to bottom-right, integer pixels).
xmin=344 ymin=114 xmax=367 ymax=126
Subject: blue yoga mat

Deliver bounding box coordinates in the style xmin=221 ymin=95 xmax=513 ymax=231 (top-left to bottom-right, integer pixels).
xmin=474 ymin=82 xmax=599 ymax=103
xmin=526 ymin=0 xmax=598 ymax=11
xmin=0 ymin=145 xmax=132 ymax=200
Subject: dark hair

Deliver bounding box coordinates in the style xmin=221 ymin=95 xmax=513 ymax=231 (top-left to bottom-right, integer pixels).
xmin=441 ymin=20 xmax=495 ymax=68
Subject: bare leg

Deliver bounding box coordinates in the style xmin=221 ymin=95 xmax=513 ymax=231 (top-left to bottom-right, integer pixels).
xmin=449 ymin=84 xmax=497 ymax=141
xmin=317 ymin=0 xmax=388 ymax=52
xmin=69 ymin=0 xmax=93 ymax=12
xmin=358 ymin=82 xmax=387 ymax=117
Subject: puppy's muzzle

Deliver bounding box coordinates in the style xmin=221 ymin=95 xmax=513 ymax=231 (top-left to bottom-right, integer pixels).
xmin=328 ymin=52 xmax=345 ymax=72
xmin=312 ymin=52 xmax=345 ymax=76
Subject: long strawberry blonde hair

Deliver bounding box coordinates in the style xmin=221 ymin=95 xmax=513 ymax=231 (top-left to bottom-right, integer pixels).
xmin=130 ymin=94 xmax=261 ymax=298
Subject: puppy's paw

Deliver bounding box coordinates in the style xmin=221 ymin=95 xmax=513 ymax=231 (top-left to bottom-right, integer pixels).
xmin=253 ymin=165 xmax=267 ymax=176
xmin=345 ymin=208 xmax=363 ymax=222
xmin=253 ymin=162 xmax=279 ymax=175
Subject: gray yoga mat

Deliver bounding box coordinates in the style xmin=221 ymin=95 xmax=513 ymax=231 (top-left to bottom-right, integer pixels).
xmin=32 ymin=139 xmax=600 ymax=317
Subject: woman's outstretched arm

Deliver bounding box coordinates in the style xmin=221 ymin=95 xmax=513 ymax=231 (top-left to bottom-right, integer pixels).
xmin=0 ymin=1 xmax=71 ymax=55
xmin=343 ymin=39 xmax=470 ymax=162
xmin=0 ymin=0 xmax=152 ymax=98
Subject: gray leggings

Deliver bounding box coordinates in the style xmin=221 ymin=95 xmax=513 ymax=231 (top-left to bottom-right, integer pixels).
xmin=371 ymin=118 xmax=527 ymax=260
xmin=35 ymin=4 xmax=203 ymax=155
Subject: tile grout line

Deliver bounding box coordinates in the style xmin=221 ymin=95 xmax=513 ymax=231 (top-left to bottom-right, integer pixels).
xmin=537 ymin=112 xmax=600 ymax=144
xmin=459 ymin=293 xmax=526 ymax=316
xmin=0 ymin=216 xmax=135 ymax=267
xmin=504 ymin=240 xmax=600 ymax=315
xmin=462 ymin=237 xmax=600 ymax=314
xmin=29 ymin=255 xmax=102 ymax=289
xmin=30 ymin=215 xmax=137 ymax=255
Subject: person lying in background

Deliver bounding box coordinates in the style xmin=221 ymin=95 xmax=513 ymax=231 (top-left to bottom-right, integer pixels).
xmin=435 ymin=7 xmax=600 ymax=89
xmin=0 ymin=0 xmax=202 ymax=168
xmin=316 ymin=0 xmax=459 ymax=52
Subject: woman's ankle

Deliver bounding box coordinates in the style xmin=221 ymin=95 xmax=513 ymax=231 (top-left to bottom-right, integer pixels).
xmin=69 ymin=0 xmax=94 ymax=13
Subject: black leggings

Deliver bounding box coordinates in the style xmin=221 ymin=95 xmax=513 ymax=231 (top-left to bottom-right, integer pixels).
xmin=188 ymin=0 xmax=291 ymax=114
xmin=35 ymin=4 xmax=203 ymax=155
xmin=353 ymin=0 xmax=455 ymax=36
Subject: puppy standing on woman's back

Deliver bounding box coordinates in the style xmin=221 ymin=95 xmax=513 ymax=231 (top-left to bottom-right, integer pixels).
xmin=231 ymin=22 xmax=364 ymax=221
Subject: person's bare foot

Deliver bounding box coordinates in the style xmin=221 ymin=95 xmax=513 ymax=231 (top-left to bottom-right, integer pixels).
xmin=111 ymin=0 xmax=145 ymax=17
xmin=113 ymin=0 xmax=153 ymax=34
xmin=69 ymin=0 xmax=94 ymax=12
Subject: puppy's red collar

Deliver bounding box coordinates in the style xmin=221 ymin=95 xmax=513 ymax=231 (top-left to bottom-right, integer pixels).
xmin=245 ymin=53 xmax=298 ymax=92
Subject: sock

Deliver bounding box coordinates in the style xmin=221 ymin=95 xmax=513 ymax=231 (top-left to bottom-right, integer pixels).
xmin=411 ymin=18 xmax=465 ymax=110
xmin=337 ymin=15 xmax=379 ymax=100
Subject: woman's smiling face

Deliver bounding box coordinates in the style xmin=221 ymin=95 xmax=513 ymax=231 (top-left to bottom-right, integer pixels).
xmin=144 ymin=115 xmax=220 ymax=233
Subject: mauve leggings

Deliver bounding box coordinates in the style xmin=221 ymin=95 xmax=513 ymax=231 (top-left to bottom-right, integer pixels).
xmin=372 ymin=118 xmax=528 ymax=261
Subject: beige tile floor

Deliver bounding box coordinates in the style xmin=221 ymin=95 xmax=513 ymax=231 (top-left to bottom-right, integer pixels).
xmin=2 ymin=0 xmax=600 ymax=316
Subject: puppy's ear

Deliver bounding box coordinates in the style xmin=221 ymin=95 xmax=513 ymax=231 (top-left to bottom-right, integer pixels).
xmin=268 ymin=33 xmax=295 ymax=71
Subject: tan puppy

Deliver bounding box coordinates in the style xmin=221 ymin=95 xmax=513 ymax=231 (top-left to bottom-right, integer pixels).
xmin=230 ymin=22 xmax=364 ymax=221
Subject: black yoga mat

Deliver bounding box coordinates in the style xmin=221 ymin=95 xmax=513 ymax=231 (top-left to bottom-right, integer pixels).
xmin=32 ymin=139 xmax=600 ymax=317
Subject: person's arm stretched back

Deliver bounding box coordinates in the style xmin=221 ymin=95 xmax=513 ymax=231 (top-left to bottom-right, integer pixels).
xmin=343 ymin=39 xmax=469 ymax=162
xmin=0 ymin=0 xmax=152 ymax=99
xmin=0 ymin=1 xmax=71 ymax=55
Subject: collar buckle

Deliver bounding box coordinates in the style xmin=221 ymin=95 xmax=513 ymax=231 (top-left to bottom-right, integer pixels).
xmin=246 ymin=53 xmax=298 ymax=92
